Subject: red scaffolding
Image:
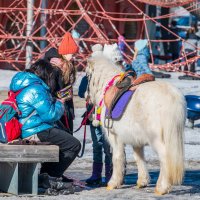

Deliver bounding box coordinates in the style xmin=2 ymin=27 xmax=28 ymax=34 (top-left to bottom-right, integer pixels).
xmin=0 ymin=0 xmax=199 ymax=77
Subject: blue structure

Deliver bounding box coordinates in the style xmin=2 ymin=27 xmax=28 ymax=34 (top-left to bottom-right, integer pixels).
xmin=185 ymin=95 xmax=200 ymax=128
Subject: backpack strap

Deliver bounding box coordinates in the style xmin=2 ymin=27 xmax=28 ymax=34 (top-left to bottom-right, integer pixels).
xmin=1 ymin=90 xmax=22 ymax=114
xmin=8 ymin=90 xmax=37 ymax=125
xmin=8 ymin=90 xmax=22 ymax=98
xmin=4 ymin=90 xmax=24 ymax=114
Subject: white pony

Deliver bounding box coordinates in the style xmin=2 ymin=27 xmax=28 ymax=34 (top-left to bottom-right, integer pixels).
xmin=86 ymin=43 xmax=186 ymax=195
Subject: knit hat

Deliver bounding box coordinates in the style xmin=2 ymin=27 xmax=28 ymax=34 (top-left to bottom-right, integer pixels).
xmin=58 ymin=32 xmax=79 ymax=55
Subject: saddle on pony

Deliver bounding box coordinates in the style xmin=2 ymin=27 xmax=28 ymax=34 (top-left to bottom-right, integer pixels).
xmin=104 ymin=73 xmax=155 ymax=120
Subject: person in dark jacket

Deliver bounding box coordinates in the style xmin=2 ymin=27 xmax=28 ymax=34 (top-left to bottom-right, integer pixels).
xmin=44 ymin=48 xmax=73 ymax=131
xmin=182 ymin=26 xmax=199 ymax=72
xmin=43 ymin=32 xmax=78 ymax=134
xmin=10 ymin=60 xmax=81 ymax=179
xmin=78 ymin=75 xmax=112 ymax=186
xmin=169 ymin=20 xmax=181 ymax=62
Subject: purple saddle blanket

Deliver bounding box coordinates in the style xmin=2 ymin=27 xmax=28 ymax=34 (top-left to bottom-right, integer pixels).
xmin=105 ymin=90 xmax=134 ymax=120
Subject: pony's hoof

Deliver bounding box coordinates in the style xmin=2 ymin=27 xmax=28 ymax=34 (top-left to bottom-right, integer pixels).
xmin=154 ymin=187 xmax=168 ymax=195
xmin=106 ymin=185 xmax=114 ymax=190
xmin=136 ymin=179 xmax=149 ymax=188
xmin=136 ymin=183 xmax=146 ymax=189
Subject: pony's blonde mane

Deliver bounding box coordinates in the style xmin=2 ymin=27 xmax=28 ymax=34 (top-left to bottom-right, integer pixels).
xmin=88 ymin=55 xmax=122 ymax=104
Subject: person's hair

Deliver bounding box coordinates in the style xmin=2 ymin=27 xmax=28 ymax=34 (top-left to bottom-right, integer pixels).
xmin=61 ymin=58 xmax=76 ymax=85
xmin=44 ymin=47 xmax=60 ymax=61
xmin=26 ymin=59 xmax=61 ymax=95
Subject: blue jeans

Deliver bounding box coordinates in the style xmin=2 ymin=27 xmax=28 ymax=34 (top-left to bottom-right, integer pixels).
xmin=90 ymin=124 xmax=112 ymax=165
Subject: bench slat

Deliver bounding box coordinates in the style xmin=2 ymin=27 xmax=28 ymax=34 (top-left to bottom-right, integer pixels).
xmin=0 ymin=145 xmax=59 ymax=162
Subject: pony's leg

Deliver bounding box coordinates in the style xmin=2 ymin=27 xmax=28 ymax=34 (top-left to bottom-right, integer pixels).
xmin=107 ymin=133 xmax=125 ymax=190
xmin=152 ymin=140 xmax=171 ymax=195
xmin=133 ymin=147 xmax=150 ymax=188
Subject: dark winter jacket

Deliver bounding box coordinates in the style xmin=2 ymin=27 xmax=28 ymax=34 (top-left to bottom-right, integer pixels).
xmin=78 ymin=76 xmax=88 ymax=99
xmin=43 ymin=47 xmax=75 ymax=131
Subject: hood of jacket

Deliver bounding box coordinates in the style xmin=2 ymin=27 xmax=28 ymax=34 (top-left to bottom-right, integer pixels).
xmin=10 ymin=72 xmax=49 ymax=92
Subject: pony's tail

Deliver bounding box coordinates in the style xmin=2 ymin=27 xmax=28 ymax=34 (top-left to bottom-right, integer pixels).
xmin=163 ymin=94 xmax=186 ymax=185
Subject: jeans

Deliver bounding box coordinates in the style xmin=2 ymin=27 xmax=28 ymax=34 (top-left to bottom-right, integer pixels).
xmin=90 ymin=124 xmax=112 ymax=165
xmin=37 ymin=127 xmax=81 ymax=177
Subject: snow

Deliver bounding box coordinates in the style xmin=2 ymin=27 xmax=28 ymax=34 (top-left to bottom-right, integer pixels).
xmin=0 ymin=69 xmax=200 ymax=199
xmin=0 ymin=70 xmax=17 ymax=90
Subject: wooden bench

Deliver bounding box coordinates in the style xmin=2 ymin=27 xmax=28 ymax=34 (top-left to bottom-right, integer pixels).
xmin=0 ymin=145 xmax=59 ymax=195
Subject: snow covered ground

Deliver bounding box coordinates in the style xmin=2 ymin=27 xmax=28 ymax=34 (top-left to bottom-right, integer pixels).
xmin=0 ymin=70 xmax=200 ymax=199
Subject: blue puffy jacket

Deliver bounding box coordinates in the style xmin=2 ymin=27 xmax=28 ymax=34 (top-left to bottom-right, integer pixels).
xmin=10 ymin=72 xmax=64 ymax=139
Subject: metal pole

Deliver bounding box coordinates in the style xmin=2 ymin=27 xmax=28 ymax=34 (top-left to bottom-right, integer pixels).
xmin=40 ymin=0 xmax=47 ymax=50
xmin=26 ymin=0 xmax=34 ymax=69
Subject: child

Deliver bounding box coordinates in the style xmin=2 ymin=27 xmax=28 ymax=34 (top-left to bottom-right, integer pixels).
xmin=132 ymin=39 xmax=155 ymax=83
xmin=44 ymin=32 xmax=79 ymax=133
xmin=118 ymin=34 xmax=126 ymax=55
xmin=57 ymin=32 xmax=78 ymax=133
xmin=78 ymin=44 xmax=112 ymax=186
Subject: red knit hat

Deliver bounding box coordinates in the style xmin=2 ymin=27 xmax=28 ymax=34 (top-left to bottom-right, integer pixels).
xmin=58 ymin=32 xmax=79 ymax=55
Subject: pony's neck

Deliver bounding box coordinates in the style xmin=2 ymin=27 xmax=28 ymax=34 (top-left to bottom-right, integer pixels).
xmin=92 ymin=62 xmax=122 ymax=105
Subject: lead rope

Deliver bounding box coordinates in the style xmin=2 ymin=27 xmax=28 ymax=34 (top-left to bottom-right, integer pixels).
xmin=77 ymin=116 xmax=87 ymax=158
xmin=77 ymin=103 xmax=95 ymax=158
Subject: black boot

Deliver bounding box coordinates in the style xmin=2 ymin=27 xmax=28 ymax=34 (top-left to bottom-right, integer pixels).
xmin=38 ymin=173 xmax=51 ymax=189
xmin=86 ymin=162 xmax=103 ymax=186
xmin=105 ymin=164 xmax=113 ymax=184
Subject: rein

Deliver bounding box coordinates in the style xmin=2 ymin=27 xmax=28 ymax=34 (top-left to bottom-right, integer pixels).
xmin=74 ymin=103 xmax=95 ymax=134
xmin=76 ymin=102 xmax=95 ymax=158
xmin=63 ymin=100 xmax=95 ymax=158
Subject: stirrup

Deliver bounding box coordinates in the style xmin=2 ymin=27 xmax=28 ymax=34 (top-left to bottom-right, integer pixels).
xmin=104 ymin=117 xmax=113 ymax=129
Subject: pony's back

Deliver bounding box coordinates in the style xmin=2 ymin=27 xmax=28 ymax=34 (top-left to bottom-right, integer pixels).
xmin=118 ymin=80 xmax=186 ymax=185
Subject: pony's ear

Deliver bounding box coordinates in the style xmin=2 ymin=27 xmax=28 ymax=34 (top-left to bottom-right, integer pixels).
xmin=113 ymin=43 xmax=118 ymax=49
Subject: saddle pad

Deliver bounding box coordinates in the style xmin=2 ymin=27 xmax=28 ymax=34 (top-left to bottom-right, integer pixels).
xmin=105 ymin=90 xmax=134 ymax=120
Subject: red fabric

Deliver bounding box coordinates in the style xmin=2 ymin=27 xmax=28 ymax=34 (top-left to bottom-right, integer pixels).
xmin=64 ymin=112 xmax=70 ymax=129
xmin=3 ymin=91 xmax=22 ymax=115
xmin=5 ymin=118 xmax=22 ymax=142
xmin=58 ymin=32 xmax=79 ymax=55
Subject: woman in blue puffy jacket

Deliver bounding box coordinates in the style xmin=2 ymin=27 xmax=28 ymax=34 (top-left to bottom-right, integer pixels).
xmin=9 ymin=60 xmax=81 ymax=179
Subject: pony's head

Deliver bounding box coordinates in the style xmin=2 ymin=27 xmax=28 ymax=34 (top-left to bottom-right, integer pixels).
xmin=103 ymin=43 xmax=123 ymax=63
xmin=86 ymin=43 xmax=122 ymax=105
xmin=86 ymin=43 xmax=124 ymax=79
